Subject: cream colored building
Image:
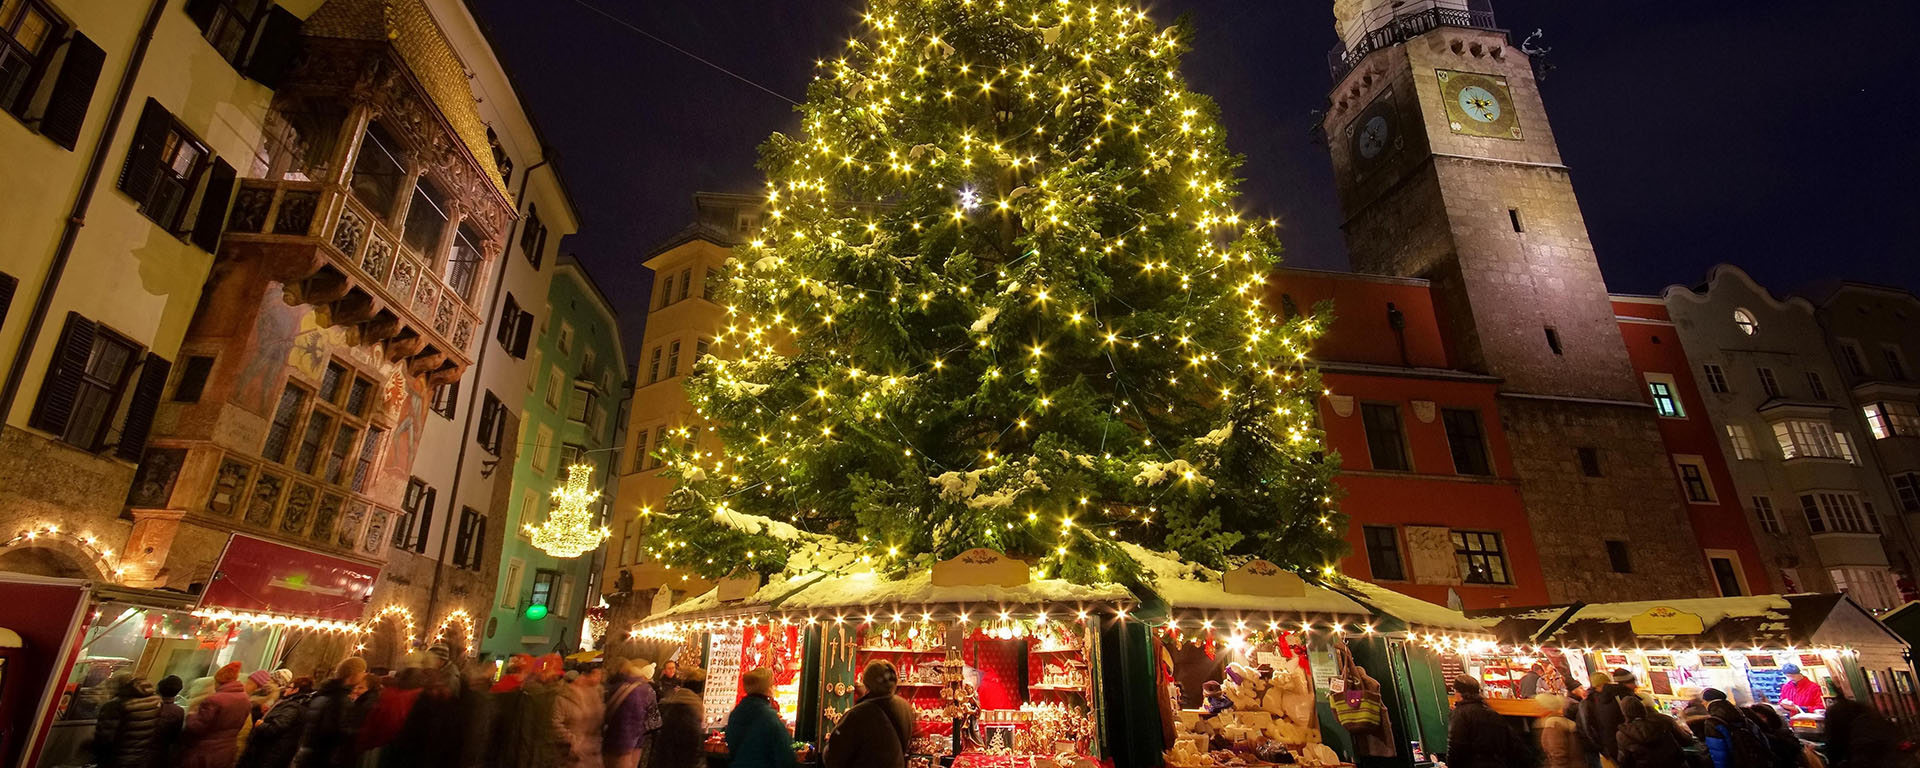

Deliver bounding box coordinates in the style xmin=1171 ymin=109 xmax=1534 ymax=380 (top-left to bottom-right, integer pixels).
xmin=603 ymin=192 xmax=759 ymax=633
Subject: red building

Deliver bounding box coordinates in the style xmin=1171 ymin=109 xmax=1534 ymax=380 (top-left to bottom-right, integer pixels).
xmin=1275 ymin=269 xmax=1549 ymax=610
xmin=1611 ymin=297 xmax=1772 ymax=596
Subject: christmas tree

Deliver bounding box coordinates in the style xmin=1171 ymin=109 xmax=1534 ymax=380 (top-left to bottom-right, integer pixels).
xmin=644 ymin=0 xmax=1342 ymax=586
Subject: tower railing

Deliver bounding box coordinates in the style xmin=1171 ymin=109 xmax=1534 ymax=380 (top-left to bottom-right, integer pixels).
xmin=1328 ymin=1 xmax=1499 ymax=81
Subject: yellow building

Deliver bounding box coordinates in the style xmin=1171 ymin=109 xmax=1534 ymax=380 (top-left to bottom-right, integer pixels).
xmin=604 ymin=192 xmax=759 ymax=633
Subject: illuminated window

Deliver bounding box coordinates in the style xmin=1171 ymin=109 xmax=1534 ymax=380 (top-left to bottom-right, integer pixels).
xmin=1725 ymin=424 xmax=1757 ymax=460
xmin=1452 ymin=530 xmax=1510 ymax=585
xmin=1648 ymin=380 xmax=1684 ymax=418
xmin=1732 ymin=308 xmax=1757 ymax=336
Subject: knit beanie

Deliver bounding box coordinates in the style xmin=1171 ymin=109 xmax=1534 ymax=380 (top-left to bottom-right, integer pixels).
xmin=1701 ymin=687 xmax=1728 ymax=702
xmin=271 ymin=669 xmax=294 ymax=688
xmin=1610 ymin=668 xmax=1636 ymax=685
xmin=861 ymin=659 xmax=899 ymax=697
xmin=215 ymin=662 xmax=243 ymax=685
xmin=248 ymin=670 xmax=273 ymax=689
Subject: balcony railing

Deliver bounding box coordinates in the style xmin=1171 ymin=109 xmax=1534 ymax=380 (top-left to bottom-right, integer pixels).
xmin=225 ymin=179 xmax=479 ymax=374
xmin=1328 ymin=1 xmax=1498 ymax=81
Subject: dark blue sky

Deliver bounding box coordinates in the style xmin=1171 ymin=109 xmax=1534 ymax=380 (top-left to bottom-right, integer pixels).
xmin=465 ymin=0 xmax=1919 ymax=355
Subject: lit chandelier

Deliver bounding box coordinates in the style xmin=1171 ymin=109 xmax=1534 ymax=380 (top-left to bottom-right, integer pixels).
xmin=527 ymin=464 xmax=611 ymax=558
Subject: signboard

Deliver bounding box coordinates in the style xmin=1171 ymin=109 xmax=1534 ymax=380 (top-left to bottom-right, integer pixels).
xmin=716 ymin=571 xmax=762 ymax=602
xmin=1628 ymin=606 xmax=1706 ymax=636
xmin=198 ymin=534 xmax=378 ymax=623
xmin=1699 ymin=653 xmax=1729 ymax=669
xmin=1745 ymin=653 xmax=1778 ymax=669
xmin=1223 ymin=560 xmax=1306 ymax=598
xmin=1643 ymin=654 xmax=1675 ymax=670
xmin=702 ymin=626 xmax=745 ymax=729
xmin=1438 ymin=653 xmax=1466 ymax=687
xmin=931 ymin=548 xmax=1029 ymax=587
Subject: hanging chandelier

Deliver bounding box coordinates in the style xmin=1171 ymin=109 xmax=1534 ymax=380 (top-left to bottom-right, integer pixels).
xmin=528 ymin=464 xmax=611 ymax=558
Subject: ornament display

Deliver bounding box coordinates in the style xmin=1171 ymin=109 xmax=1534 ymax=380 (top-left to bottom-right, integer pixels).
xmin=526 ymin=464 xmax=611 ymax=558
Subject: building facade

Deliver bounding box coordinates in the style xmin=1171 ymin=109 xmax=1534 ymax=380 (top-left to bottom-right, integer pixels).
xmin=1277 ymin=269 xmax=1548 ymax=611
xmin=485 ymin=254 xmax=623 ymax=658
xmin=1808 ymin=281 xmax=1920 ymax=578
xmin=1659 ymin=266 xmax=1912 ymax=611
xmin=1319 ymin=3 xmax=1712 ymax=601
xmin=0 ymin=0 xmax=580 ymax=671
xmin=602 ymin=192 xmax=759 ymax=638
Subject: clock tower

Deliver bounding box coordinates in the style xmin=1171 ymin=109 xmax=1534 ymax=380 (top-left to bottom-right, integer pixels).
xmin=1321 ymin=1 xmax=1715 ymax=601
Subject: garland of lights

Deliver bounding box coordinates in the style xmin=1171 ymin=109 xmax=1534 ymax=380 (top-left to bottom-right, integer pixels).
xmin=527 ymin=464 xmax=611 ymax=558
xmin=5 ymin=523 xmax=127 ymax=581
xmin=430 ymin=608 xmax=478 ymax=657
xmin=355 ymin=604 xmax=419 ymax=655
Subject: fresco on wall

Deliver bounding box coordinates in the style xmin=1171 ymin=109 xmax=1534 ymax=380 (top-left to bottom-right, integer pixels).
xmin=231 ymin=283 xmax=312 ymax=415
xmin=369 ymin=370 xmax=429 ymax=504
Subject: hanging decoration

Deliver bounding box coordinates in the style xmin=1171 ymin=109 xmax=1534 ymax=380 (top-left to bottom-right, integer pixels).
xmin=528 ymin=464 xmax=611 ymax=558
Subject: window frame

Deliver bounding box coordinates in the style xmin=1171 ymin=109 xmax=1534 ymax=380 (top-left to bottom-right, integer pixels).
xmin=1702 ymin=364 xmax=1729 ymax=394
xmin=1362 ymin=525 xmax=1405 ymax=581
xmin=1756 ymin=367 xmax=1782 ymax=399
xmin=1773 ymin=419 xmax=1843 ymax=460
xmin=1646 ymin=376 xmax=1685 ymax=418
xmin=1805 ymin=371 xmax=1828 ymax=401
xmin=1675 ymin=458 xmax=1716 ymax=503
xmin=120 ymin=101 xmax=211 ymax=232
xmin=1752 ymin=496 xmax=1780 ymax=534
xmin=60 ymin=326 xmax=142 ymax=451
xmin=1451 ymin=530 xmax=1511 ymax=585
xmin=1891 ymin=474 xmax=1920 ymax=514
xmin=1605 ymin=539 xmax=1632 ymax=573
xmin=1884 ymin=345 xmax=1911 ymax=381
xmin=1725 ymin=423 xmax=1757 ymax=460
xmin=1359 ymin=402 xmax=1411 ymax=472
xmin=0 ymin=0 xmax=65 ymax=118
xmin=1439 ymin=407 xmax=1492 ymax=477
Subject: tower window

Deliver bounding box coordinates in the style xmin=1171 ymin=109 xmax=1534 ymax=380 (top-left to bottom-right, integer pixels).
xmin=1577 ymin=446 xmax=1602 ymax=477
xmin=1508 ymin=208 xmax=1524 ymax=233
xmin=1605 ymin=540 xmax=1632 ymax=573
xmin=1544 ymin=326 xmax=1563 ymax=356
xmin=1732 ymin=308 xmax=1758 ymax=336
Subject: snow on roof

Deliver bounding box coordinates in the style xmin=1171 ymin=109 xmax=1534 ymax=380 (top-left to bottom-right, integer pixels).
xmin=777 ymin=567 xmax=1130 ymax=612
xmin=1327 ymin=578 xmax=1498 ymax=634
xmin=1562 ymin=595 xmax=1791 ymax=627
xmin=1118 ymin=543 xmax=1371 ymax=618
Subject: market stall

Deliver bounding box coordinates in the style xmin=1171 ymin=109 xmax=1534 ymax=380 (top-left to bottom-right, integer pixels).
xmin=632 ymin=537 xmax=1129 ymax=768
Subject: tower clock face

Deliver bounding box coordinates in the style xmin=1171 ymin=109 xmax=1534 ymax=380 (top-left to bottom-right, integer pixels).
xmin=1348 ymin=92 xmax=1400 ymax=167
xmin=1437 ymin=70 xmax=1522 ymax=140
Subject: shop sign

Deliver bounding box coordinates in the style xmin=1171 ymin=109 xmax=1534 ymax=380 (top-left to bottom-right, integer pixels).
xmin=199 ymin=534 xmax=377 ymax=623
xmin=1746 ymin=653 xmax=1778 ymax=668
xmin=931 ymin=548 xmax=1029 ymax=587
xmin=1628 ymin=606 xmax=1706 ymax=636
xmin=1799 ymin=653 xmax=1824 ymax=668
xmin=1223 ymin=560 xmax=1306 ymax=598
xmin=1698 ymin=653 xmax=1729 ymax=669
xmin=716 ymin=571 xmax=762 ymax=602
xmin=1643 ymin=654 xmax=1675 ymax=670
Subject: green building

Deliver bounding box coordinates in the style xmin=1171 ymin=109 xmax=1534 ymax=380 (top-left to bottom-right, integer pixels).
xmin=484 ymin=254 xmax=626 ymax=657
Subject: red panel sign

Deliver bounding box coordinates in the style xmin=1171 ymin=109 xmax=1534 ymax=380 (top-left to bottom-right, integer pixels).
xmin=199 ymin=534 xmax=378 ymax=623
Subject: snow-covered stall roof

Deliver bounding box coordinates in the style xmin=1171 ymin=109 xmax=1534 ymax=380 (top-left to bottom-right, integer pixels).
xmin=1118 ymin=543 xmax=1372 ymax=619
xmin=1539 ymin=593 xmax=1906 ymax=650
xmin=1325 ymin=578 xmax=1499 ymax=636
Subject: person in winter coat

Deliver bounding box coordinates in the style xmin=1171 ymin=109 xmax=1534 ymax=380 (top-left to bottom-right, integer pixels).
xmin=1534 ymin=693 xmax=1587 ymax=768
xmin=1615 ymin=696 xmax=1695 ymax=768
xmin=359 ymin=664 xmax=427 ymax=755
xmin=488 ymin=654 xmax=563 ymax=768
xmin=292 ymin=657 xmax=371 ymax=768
xmin=1823 ymin=698 xmax=1917 ymax=768
xmin=1703 ymin=699 xmax=1770 ymax=768
xmin=1585 ymin=668 xmax=1639 ymax=762
xmin=177 ymin=663 xmax=252 ymax=768
xmin=602 ymin=661 xmax=658 ymax=768
xmin=824 ymin=660 xmax=916 ymax=768
xmin=182 ymin=677 xmax=216 ymax=713
xmin=725 ymin=668 xmax=795 ymax=768
xmin=1744 ymin=704 xmax=1804 ymax=768
xmin=238 ymin=682 xmax=311 ymax=768
xmin=553 ymin=666 xmax=606 ymax=768
xmin=95 ymin=674 xmax=164 ymax=768
xmin=648 ymin=674 xmax=707 ymax=768
xmin=382 ymin=645 xmax=465 ymax=768
xmin=156 ymin=675 xmax=188 ymax=768
xmin=1446 ymin=675 xmax=1523 ymax=768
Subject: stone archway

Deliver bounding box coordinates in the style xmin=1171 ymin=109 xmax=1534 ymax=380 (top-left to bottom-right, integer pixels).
xmin=0 ymin=543 xmax=104 ymax=581
xmin=356 ymin=606 xmax=417 ymax=672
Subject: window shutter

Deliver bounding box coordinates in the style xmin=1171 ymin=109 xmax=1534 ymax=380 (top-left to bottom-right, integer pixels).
xmin=453 ymin=509 xmax=472 ymax=565
xmin=184 ymin=0 xmax=220 ymax=31
xmin=511 ymin=311 xmax=533 ymax=357
xmin=29 ymin=313 xmax=98 ymax=434
xmin=415 ymin=487 xmax=436 ymax=553
xmin=243 ymin=6 xmax=302 ymax=89
xmin=0 ymin=271 xmax=17 ymax=333
xmin=495 ymin=294 xmax=517 ymax=346
xmin=117 ymin=101 xmax=171 ymax=203
xmin=475 ymin=398 xmax=495 ymax=448
xmin=39 ymin=33 xmax=105 ymax=151
xmin=469 ymin=523 xmax=486 ymax=569
xmin=115 ymin=353 xmax=172 ymax=461
xmin=189 ymin=157 xmax=236 ymax=252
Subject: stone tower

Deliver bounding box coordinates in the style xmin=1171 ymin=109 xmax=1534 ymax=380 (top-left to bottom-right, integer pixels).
xmin=1321 ymin=2 xmax=1715 ymax=601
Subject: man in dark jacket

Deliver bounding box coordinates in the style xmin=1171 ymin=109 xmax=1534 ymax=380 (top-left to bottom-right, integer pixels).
xmin=293 ymin=657 xmax=371 ymax=768
xmin=239 ymin=685 xmax=312 ymax=768
xmin=824 ymin=660 xmax=916 ymax=768
xmin=1615 ymin=696 xmax=1694 ymax=768
xmin=1824 ymin=698 xmax=1919 ymax=768
xmin=1447 ymin=675 xmax=1522 ymax=768
xmin=93 ymin=673 xmax=163 ymax=768
xmin=725 ymin=668 xmax=796 ymax=768
xmin=155 ymin=675 xmax=187 ymax=767
xmin=1584 ymin=668 xmax=1638 ymax=761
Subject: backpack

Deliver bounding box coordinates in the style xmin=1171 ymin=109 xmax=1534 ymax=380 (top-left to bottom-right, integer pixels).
xmin=1725 ymin=721 xmax=1771 ymax=768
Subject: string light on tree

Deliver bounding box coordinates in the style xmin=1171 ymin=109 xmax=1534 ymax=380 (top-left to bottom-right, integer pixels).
xmin=528 ymin=464 xmax=612 ymax=558
xmin=646 ymin=0 xmax=1344 ymax=584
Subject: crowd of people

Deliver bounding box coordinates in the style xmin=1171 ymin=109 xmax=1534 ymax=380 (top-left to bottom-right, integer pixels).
xmin=1446 ymin=666 xmax=1919 ymax=768
xmin=85 ymin=646 xmax=714 ymax=768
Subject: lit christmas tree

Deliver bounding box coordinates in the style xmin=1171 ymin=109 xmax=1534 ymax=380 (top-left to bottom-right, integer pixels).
xmin=645 ymin=0 xmax=1342 ymax=585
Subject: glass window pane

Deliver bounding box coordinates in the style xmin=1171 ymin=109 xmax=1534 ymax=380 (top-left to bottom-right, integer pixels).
xmin=348 ymin=124 xmax=406 ymax=216
xmin=401 ymin=180 xmax=448 ymax=258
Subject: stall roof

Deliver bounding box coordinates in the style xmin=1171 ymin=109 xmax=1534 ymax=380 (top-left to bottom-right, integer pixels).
xmin=1325 ymin=579 xmax=1500 ymax=636
xmin=1118 ymin=543 xmax=1372 ymax=619
xmin=1533 ymin=594 xmax=1905 ymax=650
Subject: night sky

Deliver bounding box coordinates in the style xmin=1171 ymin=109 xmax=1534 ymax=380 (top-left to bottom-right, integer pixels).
xmin=464 ymin=0 xmax=1919 ymax=357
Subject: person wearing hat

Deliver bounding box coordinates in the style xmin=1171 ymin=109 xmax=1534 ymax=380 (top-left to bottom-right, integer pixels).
xmin=1532 ymin=692 xmax=1585 ymax=768
xmin=823 ymin=660 xmax=917 ymax=768
xmin=650 ymin=668 xmax=709 ymax=768
xmin=239 ymin=669 xmax=313 ymax=768
xmin=1776 ymin=664 xmax=1825 ymax=714
xmin=179 ymin=662 xmax=252 ymax=768
xmin=604 ymin=660 xmax=659 ymax=768
xmin=1446 ymin=674 xmax=1526 ymax=768
xmin=1582 ymin=667 xmax=1638 ymax=763
xmin=725 ymin=668 xmax=796 ymax=768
